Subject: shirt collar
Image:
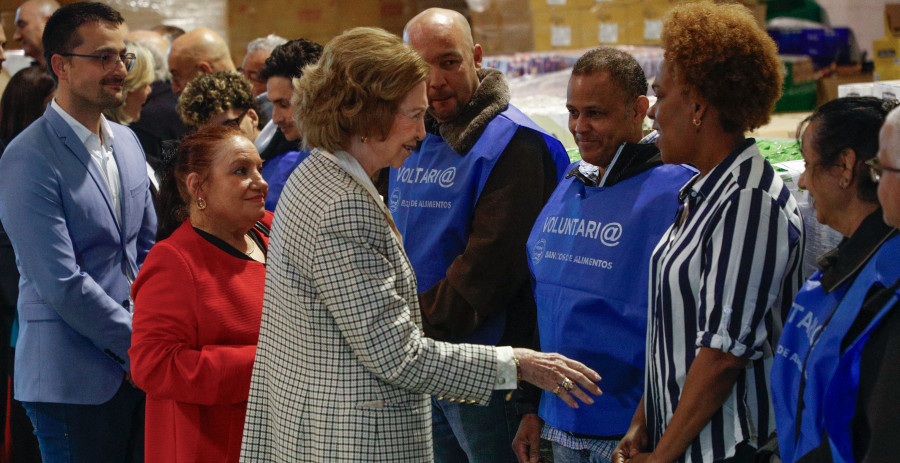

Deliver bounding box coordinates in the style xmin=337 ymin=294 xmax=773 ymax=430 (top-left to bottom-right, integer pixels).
xmin=818 ymin=209 xmax=899 ymax=293
xmin=51 ymin=98 xmax=115 ymax=149
xmin=567 ymin=131 xmax=663 ymax=187
xmin=677 ymin=138 xmax=757 ymax=206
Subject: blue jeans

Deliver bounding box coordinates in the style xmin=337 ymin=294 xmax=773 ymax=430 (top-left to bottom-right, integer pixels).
xmin=551 ymin=440 xmax=616 ymax=463
xmin=22 ymin=380 xmax=144 ymax=463
xmin=432 ymin=389 xmax=520 ymax=463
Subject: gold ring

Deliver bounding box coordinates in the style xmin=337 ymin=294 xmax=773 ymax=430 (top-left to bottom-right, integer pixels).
xmin=553 ymin=385 xmax=562 ymax=395
xmin=561 ymin=377 xmax=574 ymax=391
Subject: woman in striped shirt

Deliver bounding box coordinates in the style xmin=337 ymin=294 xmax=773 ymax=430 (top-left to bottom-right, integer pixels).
xmin=614 ymin=3 xmax=805 ymax=463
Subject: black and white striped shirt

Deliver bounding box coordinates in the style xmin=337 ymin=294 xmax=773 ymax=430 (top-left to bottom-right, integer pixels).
xmin=645 ymin=140 xmax=805 ymax=463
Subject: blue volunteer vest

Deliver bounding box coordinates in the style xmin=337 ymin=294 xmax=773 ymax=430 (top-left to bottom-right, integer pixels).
xmin=824 ymin=275 xmax=900 ymax=463
xmin=262 ymin=148 xmax=310 ymax=211
xmin=772 ymin=234 xmax=900 ymax=463
xmin=389 ymin=105 xmax=569 ymax=345
xmin=527 ymin=162 xmax=694 ymax=436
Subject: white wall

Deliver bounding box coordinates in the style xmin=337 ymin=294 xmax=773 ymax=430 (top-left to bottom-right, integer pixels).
xmin=817 ymin=0 xmax=887 ymax=56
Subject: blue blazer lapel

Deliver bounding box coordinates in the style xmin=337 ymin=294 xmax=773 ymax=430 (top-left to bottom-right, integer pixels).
xmin=45 ymin=106 xmax=121 ymax=232
xmin=109 ymin=125 xmax=132 ymax=238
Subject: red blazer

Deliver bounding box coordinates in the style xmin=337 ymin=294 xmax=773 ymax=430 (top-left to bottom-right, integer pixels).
xmin=130 ymin=211 xmax=272 ymax=463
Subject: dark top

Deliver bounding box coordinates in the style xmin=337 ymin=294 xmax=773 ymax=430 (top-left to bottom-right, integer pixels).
xmin=417 ymin=125 xmax=558 ymax=350
xmin=852 ymin=279 xmax=900 ymax=463
xmin=791 ymin=209 xmax=898 ymax=463
xmin=130 ymin=81 xmax=190 ymax=169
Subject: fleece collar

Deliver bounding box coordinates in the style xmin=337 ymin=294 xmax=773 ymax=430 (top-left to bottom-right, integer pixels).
xmin=426 ymin=68 xmax=510 ymax=154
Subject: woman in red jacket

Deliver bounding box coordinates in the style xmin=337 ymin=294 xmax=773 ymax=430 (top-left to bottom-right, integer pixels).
xmin=130 ymin=125 xmax=270 ymax=463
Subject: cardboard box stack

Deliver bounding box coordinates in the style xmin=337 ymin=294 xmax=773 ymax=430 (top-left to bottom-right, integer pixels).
xmin=776 ymin=55 xmax=817 ymax=112
xmin=528 ymin=0 xmax=766 ymax=52
xmin=470 ymin=0 xmax=536 ymax=55
xmin=874 ymin=4 xmax=900 ymax=81
xmin=227 ymin=0 xmax=416 ymax=65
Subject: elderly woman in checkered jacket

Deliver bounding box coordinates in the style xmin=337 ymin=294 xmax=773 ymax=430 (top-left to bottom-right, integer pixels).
xmin=239 ymin=27 xmax=603 ymax=463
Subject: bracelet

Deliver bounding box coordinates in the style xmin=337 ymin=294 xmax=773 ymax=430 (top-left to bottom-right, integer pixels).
xmin=513 ymin=355 xmax=522 ymax=381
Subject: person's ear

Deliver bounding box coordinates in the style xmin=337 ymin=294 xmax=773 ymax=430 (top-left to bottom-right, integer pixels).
xmin=472 ymin=44 xmax=483 ymax=70
xmin=837 ymin=148 xmax=858 ymax=185
xmin=186 ymin=172 xmax=203 ymax=199
xmin=50 ymin=54 xmax=68 ymax=83
xmin=632 ymin=95 xmax=650 ymax=124
xmin=688 ymin=91 xmax=709 ymax=129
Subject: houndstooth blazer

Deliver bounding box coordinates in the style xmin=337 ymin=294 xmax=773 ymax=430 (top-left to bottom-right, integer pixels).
xmin=240 ymin=149 xmax=500 ymax=462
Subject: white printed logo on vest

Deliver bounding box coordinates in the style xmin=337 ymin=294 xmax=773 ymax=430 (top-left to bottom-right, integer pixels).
xmin=394 ymin=166 xmax=457 ymax=188
xmin=531 ymin=239 xmax=546 ymax=265
xmin=389 ymin=187 xmax=401 ymax=212
xmin=541 ymin=215 xmax=623 ymax=247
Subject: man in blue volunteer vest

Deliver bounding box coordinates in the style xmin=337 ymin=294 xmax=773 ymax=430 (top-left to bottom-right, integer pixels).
xmin=395 ymin=8 xmax=571 ymax=462
xmin=512 ymin=48 xmax=695 ymax=463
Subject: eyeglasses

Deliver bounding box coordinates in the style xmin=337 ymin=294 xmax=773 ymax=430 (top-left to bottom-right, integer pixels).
xmin=59 ymin=52 xmax=136 ymax=72
xmin=865 ymin=157 xmax=900 ymax=183
xmin=222 ymin=108 xmax=250 ymax=128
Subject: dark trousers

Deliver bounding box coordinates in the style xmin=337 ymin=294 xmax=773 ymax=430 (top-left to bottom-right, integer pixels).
xmin=22 ymin=380 xmax=144 ymax=463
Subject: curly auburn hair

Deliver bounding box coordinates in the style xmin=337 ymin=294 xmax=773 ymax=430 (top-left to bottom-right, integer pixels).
xmin=293 ymin=27 xmax=430 ymax=153
xmin=177 ymin=70 xmax=256 ymax=127
xmin=661 ymin=1 xmax=782 ymax=133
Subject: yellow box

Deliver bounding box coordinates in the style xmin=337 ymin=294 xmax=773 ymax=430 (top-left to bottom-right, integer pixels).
xmin=630 ymin=0 xmax=668 ymax=45
xmin=471 ymin=0 xmax=536 ymax=54
xmin=583 ymin=1 xmax=634 ymax=46
xmin=874 ymin=36 xmax=900 ymax=81
xmin=532 ymin=7 xmax=586 ymax=50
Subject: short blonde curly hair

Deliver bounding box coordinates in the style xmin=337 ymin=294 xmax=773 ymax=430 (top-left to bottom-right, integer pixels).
xmin=661 ymin=1 xmax=782 ymax=133
xmin=104 ymin=40 xmax=155 ymax=125
xmin=294 ymin=27 xmax=430 ymax=152
xmin=177 ymin=71 xmax=255 ymax=127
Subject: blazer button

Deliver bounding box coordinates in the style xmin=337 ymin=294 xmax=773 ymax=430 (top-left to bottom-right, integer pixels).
xmin=467 ymin=400 xmax=477 ymax=404
xmin=437 ymin=396 xmax=445 ymax=401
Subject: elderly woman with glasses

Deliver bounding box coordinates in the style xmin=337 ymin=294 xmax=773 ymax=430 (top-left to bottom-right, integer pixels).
xmin=768 ymin=96 xmax=900 ymax=463
xmin=614 ymin=3 xmax=805 ymax=462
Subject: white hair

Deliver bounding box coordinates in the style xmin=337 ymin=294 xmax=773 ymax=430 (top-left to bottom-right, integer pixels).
xmin=885 ymin=107 xmax=900 ymax=164
xmin=246 ymin=34 xmax=287 ymax=55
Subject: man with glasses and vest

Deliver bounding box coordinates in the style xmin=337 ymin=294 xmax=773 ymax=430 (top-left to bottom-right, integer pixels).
xmin=0 ymin=2 xmax=156 ymax=461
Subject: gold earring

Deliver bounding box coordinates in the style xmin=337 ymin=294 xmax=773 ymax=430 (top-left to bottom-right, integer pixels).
xmin=360 ymin=136 xmax=368 ymax=143
xmin=197 ymin=197 xmax=207 ymax=210
xmin=692 ymin=118 xmax=702 ymax=128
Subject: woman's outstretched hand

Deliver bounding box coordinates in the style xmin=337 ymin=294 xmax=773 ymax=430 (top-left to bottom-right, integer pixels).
xmin=513 ymin=348 xmax=602 ymax=409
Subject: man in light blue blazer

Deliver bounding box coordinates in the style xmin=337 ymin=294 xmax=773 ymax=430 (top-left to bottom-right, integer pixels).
xmin=0 ymin=3 xmax=156 ymax=461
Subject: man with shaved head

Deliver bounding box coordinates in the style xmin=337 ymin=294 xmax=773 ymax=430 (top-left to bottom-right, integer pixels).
xmin=167 ymin=27 xmax=235 ymax=94
xmin=394 ymin=8 xmax=571 ymax=462
xmin=14 ymin=0 xmax=59 ymax=64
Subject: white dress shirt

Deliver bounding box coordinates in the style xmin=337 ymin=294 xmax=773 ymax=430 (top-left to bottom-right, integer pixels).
xmin=52 ymin=99 xmax=122 ymax=225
